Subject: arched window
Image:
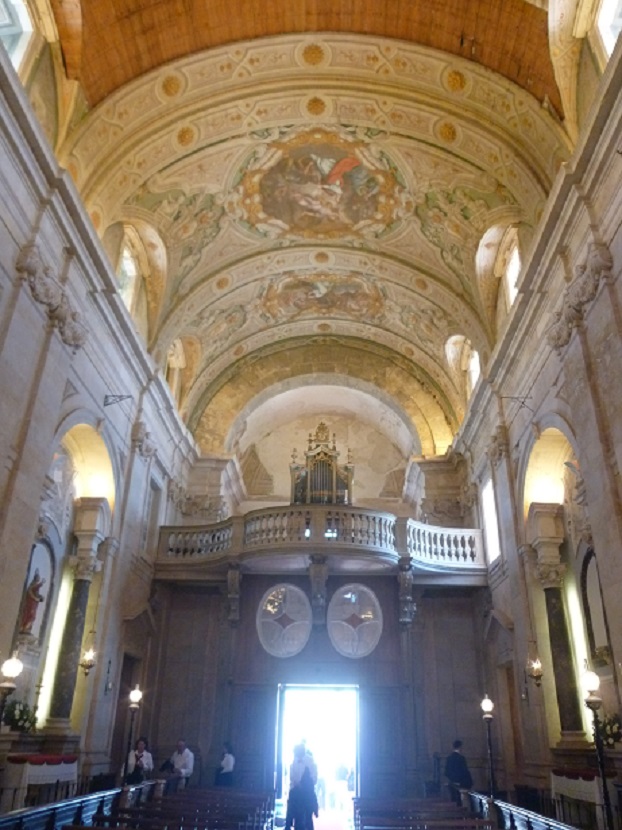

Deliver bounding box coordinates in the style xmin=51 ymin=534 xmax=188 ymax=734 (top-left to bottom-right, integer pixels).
xmin=446 ymin=335 xmax=480 ymax=400
xmin=504 ymin=242 xmax=521 ymax=307
xmin=597 ymin=0 xmax=622 ymax=55
xmin=466 ymin=347 xmax=481 ymax=398
xmin=0 ymin=0 xmax=34 ymax=71
xmin=481 ymin=475 xmax=501 ymax=564
xmin=116 ymin=230 xmax=149 ymax=341
xmin=165 ymin=339 xmax=187 ymax=406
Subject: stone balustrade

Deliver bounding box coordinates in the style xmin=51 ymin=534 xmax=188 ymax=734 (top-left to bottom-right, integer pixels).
xmin=157 ymin=505 xmax=486 ymax=580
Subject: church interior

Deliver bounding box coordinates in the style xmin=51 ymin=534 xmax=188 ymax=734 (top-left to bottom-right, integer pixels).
xmin=1 ymin=0 xmax=622 ymax=819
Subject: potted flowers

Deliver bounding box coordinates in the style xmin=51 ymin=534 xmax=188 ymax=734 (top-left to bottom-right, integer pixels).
xmin=601 ymin=713 xmax=622 ymax=748
xmin=2 ymin=700 xmax=37 ymax=733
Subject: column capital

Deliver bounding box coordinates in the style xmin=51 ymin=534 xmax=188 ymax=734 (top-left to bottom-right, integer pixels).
xmin=527 ymin=502 xmax=565 ymax=580
xmin=536 ymin=561 xmax=567 ymax=589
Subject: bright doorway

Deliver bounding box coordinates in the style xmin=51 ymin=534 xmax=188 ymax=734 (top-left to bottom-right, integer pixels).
xmin=276 ymin=685 xmax=358 ymax=830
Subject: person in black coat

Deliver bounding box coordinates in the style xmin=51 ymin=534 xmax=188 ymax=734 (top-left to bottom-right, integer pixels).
xmin=444 ymin=740 xmax=472 ymax=804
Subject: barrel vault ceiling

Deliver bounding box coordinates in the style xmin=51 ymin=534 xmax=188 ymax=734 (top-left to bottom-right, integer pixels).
xmin=51 ymin=1 xmax=574 ymax=493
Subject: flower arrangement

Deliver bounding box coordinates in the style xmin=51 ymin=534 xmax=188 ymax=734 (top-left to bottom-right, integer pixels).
xmin=2 ymin=699 xmax=37 ymax=733
xmin=601 ymin=713 xmax=622 ymax=748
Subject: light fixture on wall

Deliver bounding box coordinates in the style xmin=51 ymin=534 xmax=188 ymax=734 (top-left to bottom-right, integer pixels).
xmin=526 ymin=656 xmax=543 ymax=687
xmin=583 ymin=669 xmax=614 ymax=830
xmin=480 ymin=694 xmax=496 ymax=799
xmin=0 ymin=651 xmax=24 ymax=724
xmin=79 ymin=645 xmax=97 ymax=676
xmin=124 ymin=685 xmax=143 ymax=785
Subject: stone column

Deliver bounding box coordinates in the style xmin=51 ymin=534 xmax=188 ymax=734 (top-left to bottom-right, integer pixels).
xmin=47 ymin=497 xmax=110 ymax=733
xmin=528 ymin=503 xmax=584 ymax=743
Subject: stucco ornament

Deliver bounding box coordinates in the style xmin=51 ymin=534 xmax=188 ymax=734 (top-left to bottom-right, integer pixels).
xmin=16 ymin=244 xmax=87 ymax=352
xmin=547 ymin=243 xmax=613 ymax=353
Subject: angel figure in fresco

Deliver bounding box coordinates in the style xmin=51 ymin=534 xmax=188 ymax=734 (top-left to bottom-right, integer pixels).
xmin=20 ymin=568 xmax=46 ymax=634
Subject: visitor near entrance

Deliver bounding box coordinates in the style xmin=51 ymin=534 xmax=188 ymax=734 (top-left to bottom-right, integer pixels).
xmin=444 ymin=739 xmax=473 ymax=804
xmin=286 ymin=744 xmax=319 ymax=830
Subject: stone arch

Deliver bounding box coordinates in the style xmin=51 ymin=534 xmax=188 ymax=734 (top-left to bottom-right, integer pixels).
xmin=54 ymin=416 xmax=117 ymax=512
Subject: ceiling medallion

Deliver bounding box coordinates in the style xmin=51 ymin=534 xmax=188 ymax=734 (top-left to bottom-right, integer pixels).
xmin=302 ymin=44 xmax=325 ymax=66
xmin=444 ymin=69 xmax=467 ymax=93
xmin=436 ymin=122 xmax=457 ymax=144
xmin=306 ymin=97 xmax=326 ymax=116
xmin=256 ymin=584 xmax=312 ymax=658
xmin=327 ymin=583 xmax=383 ymax=659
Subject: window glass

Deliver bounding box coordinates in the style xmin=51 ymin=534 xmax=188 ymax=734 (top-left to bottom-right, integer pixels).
xmin=481 ymin=476 xmax=501 ymax=563
xmin=598 ymin=0 xmax=622 ymax=54
xmin=117 ymin=243 xmax=138 ymax=310
xmin=467 ymin=347 xmax=481 ymax=397
xmin=0 ymin=0 xmax=34 ymax=70
xmin=505 ymin=244 xmax=520 ymax=306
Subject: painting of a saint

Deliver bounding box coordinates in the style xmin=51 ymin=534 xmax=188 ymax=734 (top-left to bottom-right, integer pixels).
xmin=19 ymin=543 xmax=52 ymax=641
xmin=20 ymin=569 xmax=45 ymax=634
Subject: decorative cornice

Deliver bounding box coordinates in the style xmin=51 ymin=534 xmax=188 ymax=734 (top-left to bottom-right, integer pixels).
xmin=547 ymin=242 xmax=613 ymax=353
xmin=16 ymin=244 xmax=87 ymax=352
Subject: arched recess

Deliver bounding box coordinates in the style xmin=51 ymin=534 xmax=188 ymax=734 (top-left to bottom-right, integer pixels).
xmin=522 ymin=425 xmax=598 ymax=743
xmin=225 ymin=379 xmax=421 ymax=505
xmin=190 ymin=338 xmax=457 ymax=457
xmin=61 ymin=423 xmax=116 ymax=509
xmin=35 ymin=422 xmax=116 ymax=728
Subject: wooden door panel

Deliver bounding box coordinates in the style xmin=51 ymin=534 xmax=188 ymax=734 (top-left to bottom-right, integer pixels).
xmin=359 ymin=686 xmax=404 ymax=797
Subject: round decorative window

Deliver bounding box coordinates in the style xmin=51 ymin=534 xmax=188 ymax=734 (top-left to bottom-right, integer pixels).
xmin=256 ymin=584 xmax=313 ymax=658
xmin=327 ymin=583 xmax=383 ymax=658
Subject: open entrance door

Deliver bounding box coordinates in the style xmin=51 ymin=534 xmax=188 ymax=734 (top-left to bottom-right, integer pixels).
xmin=276 ymin=685 xmax=358 ymax=830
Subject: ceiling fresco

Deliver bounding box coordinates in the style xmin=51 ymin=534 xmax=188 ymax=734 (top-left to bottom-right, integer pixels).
xmin=57 ymin=33 xmax=572 ymax=479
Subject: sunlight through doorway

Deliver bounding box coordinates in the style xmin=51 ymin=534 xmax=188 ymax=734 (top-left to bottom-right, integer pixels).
xmin=277 ymin=685 xmax=358 ymax=830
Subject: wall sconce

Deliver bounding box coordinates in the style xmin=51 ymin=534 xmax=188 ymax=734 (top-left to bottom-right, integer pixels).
xmin=0 ymin=651 xmax=24 ymax=724
xmin=79 ymin=647 xmax=96 ymax=676
xmin=526 ymin=657 xmax=543 ymax=687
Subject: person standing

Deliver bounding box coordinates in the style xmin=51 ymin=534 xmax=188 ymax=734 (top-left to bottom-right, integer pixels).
xmin=444 ymin=739 xmax=472 ymax=804
xmin=169 ymin=739 xmax=195 ymax=788
xmin=125 ymin=736 xmax=154 ymax=784
xmin=215 ymin=742 xmax=235 ymax=786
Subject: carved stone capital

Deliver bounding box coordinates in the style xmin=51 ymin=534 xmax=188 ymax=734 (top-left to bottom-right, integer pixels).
xmin=69 ymin=554 xmax=100 ymax=581
xmin=536 ymin=561 xmax=566 ymax=589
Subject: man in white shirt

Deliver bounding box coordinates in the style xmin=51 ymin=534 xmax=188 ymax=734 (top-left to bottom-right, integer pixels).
xmin=170 ymin=739 xmax=194 ymax=787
